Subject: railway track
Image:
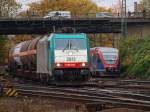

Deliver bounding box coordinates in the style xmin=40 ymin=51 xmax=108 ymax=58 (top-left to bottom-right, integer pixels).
xmin=91 ymin=78 xmax=150 ymax=90
xmin=1 ymin=75 xmax=150 ymax=110
xmin=8 ymin=82 xmax=150 ymax=111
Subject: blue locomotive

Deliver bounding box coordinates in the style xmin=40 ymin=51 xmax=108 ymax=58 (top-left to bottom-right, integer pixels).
xmin=9 ymin=33 xmax=90 ymax=83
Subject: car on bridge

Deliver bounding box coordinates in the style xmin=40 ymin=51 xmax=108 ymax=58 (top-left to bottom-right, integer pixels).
xmin=96 ymin=12 xmax=113 ymax=18
xmin=44 ymin=11 xmax=71 ymax=19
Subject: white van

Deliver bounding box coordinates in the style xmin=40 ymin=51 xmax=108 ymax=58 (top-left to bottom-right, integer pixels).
xmin=96 ymin=12 xmax=113 ymax=18
xmin=44 ymin=11 xmax=71 ymax=19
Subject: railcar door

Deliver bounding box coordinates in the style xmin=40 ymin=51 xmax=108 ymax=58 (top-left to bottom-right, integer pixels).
xmin=97 ymin=55 xmax=105 ymax=71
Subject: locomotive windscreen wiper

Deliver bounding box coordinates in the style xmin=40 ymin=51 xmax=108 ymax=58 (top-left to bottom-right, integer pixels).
xmin=63 ymin=40 xmax=70 ymax=51
xmin=70 ymin=42 xmax=79 ymax=51
xmin=62 ymin=39 xmax=80 ymax=52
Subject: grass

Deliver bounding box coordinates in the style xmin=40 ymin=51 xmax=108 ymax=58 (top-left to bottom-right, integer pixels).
xmin=0 ymin=97 xmax=84 ymax=112
xmin=0 ymin=97 xmax=146 ymax=112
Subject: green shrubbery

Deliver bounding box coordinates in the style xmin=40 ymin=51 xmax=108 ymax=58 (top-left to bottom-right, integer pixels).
xmin=119 ymin=36 xmax=150 ymax=79
xmin=0 ymin=36 xmax=8 ymax=64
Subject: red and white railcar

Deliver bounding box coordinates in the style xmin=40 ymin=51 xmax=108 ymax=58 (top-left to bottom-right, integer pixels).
xmin=90 ymin=47 xmax=120 ymax=76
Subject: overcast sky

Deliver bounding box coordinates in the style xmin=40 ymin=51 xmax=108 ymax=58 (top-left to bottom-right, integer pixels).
xmin=16 ymin=0 xmax=141 ymax=11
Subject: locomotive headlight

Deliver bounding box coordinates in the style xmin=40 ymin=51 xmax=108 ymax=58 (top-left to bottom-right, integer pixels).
xmin=55 ymin=63 xmax=63 ymax=68
xmin=81 ymin=63 xmax=86 ymax=67
xmin=56 ymin=63 xmax=61 ymax=67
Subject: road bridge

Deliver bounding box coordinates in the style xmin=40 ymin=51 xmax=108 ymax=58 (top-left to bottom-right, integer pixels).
xmin=0 ymin=18 xmax=149 ymax=35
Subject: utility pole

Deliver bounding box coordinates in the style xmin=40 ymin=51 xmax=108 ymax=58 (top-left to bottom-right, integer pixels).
xmin=134 ymin=2 xmax=138 ymax=13
xmin=0 ymin=0 xmax=2 ymax=17
xmin=121 ymin=0 xmax=127 ymax=38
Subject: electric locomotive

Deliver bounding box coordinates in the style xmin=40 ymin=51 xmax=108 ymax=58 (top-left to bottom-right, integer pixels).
xmin=90 ymin=47 xmax=120 ymax=76
xmin=9 ymin=33 xmax=90 ymax=83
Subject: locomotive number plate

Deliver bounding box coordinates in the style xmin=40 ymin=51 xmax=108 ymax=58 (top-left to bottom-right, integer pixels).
xmin=66 ymin=57 xmax=76 ymax=61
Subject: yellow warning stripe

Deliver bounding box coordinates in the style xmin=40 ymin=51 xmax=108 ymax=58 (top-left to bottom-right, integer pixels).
xmin=9 ymin=89 xmax=17 ymax=97
xmin=6 ymin=89 xmax=12 ymax=95
xmin=14 ymin=92 xmax=18 ymax=96
xmin=5 ymin=88 xmax=18 ymax=97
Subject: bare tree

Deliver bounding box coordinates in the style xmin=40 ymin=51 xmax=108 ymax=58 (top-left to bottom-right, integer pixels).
xmin=112 ymin=0 xmax=122 ymax=16
xmin=138 ymin=0 xmax=150 ymax=16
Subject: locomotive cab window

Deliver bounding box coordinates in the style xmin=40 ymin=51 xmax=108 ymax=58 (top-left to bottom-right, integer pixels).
xmin=55 ymin=38 xmax=86 ymax=50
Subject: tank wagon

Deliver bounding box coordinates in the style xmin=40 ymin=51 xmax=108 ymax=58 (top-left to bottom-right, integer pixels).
xmin=9 ymin=33 xmax=90 ymax=83
xmin=90 ymin=47 xmax=120 ymax=76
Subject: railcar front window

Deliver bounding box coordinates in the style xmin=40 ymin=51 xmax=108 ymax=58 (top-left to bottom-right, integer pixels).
xmin=55 ymin=38 xmax=86 ymax=50
xmin=103 ymin=55 xmax=117 ymax=60
xmin=103 ymin=54 xmax=118 ymax=64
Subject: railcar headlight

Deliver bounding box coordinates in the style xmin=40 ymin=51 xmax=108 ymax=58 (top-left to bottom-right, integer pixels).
xmin=81 ymin=63 xmax=86 ymax=67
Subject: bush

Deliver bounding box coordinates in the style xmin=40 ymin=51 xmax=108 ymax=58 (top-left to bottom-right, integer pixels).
xmin=0 ymin=36 xmax=8 ymax=64
xmin=119 ymin=37 xmax=150 ymax=79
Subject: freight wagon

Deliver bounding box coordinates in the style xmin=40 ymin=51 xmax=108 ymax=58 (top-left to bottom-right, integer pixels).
xmin=90 ymin=47 xmax=120 ymax=77
xmin=9 ymin=33 xmax=90 ymax=83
